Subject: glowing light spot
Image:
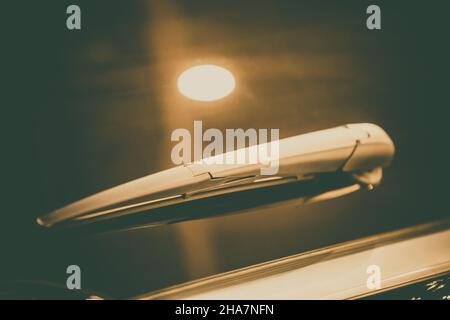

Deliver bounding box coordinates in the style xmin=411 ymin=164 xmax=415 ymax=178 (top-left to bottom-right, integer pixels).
xmin=177 ymin=65 xmax=235 ymax=102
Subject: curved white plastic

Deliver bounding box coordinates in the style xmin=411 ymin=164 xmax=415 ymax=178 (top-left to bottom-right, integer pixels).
xmin=37 ymin=123 xmax=395 ymax=228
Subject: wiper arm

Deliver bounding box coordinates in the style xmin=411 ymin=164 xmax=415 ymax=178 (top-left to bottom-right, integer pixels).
xmin=37 ymin=123 xmax=394 ymax=228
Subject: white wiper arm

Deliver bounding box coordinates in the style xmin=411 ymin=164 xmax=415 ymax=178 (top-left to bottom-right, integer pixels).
xmin=37 ymin=123 xmax=394 ymax=228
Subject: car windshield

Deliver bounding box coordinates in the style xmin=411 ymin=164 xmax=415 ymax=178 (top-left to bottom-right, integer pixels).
xmin=3 ymin=1 xmax=448 ymax=298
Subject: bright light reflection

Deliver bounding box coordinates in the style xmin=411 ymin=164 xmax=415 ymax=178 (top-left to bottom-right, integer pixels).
xmin=177 ymin=65 xmax=235 ymax=102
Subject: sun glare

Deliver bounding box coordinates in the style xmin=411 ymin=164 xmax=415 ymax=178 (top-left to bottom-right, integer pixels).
xmin=177 ymin=65 xmax=236 ymax=102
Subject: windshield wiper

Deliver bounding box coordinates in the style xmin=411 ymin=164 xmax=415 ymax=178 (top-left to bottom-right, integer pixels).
xmin=37 ymin=123 xmax=394 ymax=229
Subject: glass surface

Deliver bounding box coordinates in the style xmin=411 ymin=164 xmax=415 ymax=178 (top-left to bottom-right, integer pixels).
xmin=3 ymin=1 xmax=450 ymax=298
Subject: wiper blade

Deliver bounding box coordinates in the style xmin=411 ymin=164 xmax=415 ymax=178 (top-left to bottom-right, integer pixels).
xmin=37 ymin=123 xmax=394 ymax=228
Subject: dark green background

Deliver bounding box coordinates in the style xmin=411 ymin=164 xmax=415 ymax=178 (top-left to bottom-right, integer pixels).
xmin=2 ymin=1 xmax=449 ymax=298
